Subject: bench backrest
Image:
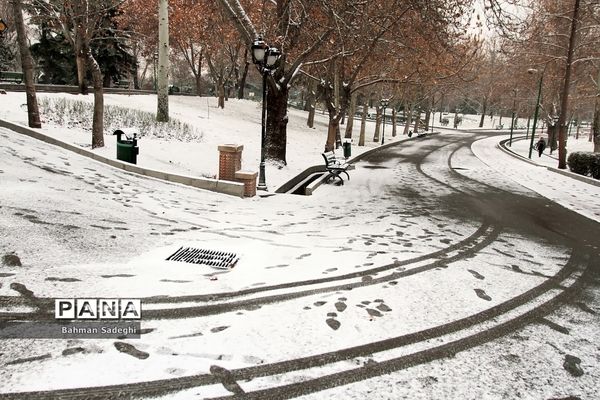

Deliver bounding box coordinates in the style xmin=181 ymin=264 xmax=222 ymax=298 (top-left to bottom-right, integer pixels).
xmin=322 ymin=151 xmax=338 ymax=166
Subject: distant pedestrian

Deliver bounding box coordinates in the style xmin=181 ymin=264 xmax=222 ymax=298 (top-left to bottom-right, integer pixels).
xmin=534 ymin=136 xmax=546 ymax=157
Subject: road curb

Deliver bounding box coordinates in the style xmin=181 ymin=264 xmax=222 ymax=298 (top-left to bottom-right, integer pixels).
xmin=0 ymin=118 xmax=246 ymax=197
xmin=498 ymin=136 xmax=600 ymax=188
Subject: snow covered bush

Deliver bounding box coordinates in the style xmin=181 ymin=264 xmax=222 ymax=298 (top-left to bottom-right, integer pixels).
xmin=38 ymin=97 xmax=202 ymax=142
xmin=567 ymin=151 xmax=600 ymax=179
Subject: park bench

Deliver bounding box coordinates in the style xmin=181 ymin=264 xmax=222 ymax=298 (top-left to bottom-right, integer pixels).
xmin=322 ymin=151 xmax=350 ymax=185
xmin=117 ymin=80 xmax=130 ymax=88
xmin=0 ymin=71 xmax=23 ymax=84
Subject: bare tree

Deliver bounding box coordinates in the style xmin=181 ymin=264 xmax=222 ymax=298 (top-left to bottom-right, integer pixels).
xmin=156 ymin=0 xmax=169 ymax=122
xmin=10 ymin=0 xmax=41 ymax=128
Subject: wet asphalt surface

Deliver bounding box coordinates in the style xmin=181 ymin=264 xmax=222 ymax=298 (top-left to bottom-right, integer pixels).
xmin=0 ymin=128 xmax=599 ymax=399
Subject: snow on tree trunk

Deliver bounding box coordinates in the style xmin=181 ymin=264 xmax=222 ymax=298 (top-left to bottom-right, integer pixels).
xmin=157 ymin=0 xmax=169 ymax=122
xmin=11 ymin=0 xmax=41 ymax=129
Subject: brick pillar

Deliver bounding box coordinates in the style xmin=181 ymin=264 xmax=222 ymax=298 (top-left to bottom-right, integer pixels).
xmin=218 ymin=144 xmax=243 ymax=181
xmin=234 ymin=170 xmax=258 ymax=197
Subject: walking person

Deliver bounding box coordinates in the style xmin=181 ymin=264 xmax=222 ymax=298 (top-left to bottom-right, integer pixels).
xmin=534 ymin=136 xmax=547 ymax=157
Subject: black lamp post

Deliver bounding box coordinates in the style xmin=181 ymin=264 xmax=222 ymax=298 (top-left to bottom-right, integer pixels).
xmin=508 ymin=88 xmax=517 ymax=147
xmin=380 ymin=98 xmax=389 ymax=145
xmin=153 ymin=51 xmax=158 ymax=92
xmin=251 ymin=37 xmax=281 ymax=191
xmin=527 ymin=67 xmax=546 ymax=159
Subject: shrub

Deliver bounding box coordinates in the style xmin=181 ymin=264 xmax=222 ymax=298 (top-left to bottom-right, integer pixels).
xmin=567 ymin=151 xmax=600 ymax=180
xmin=38 ymin=96 xmax=202 ymax=142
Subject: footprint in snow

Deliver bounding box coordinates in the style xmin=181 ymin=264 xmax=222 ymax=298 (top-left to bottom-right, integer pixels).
xmin=474 ymin=289 xmax=492 ymax=301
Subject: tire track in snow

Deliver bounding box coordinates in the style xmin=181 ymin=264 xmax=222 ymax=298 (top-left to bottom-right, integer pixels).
xmin=0 ymin=251 xmax=587 ymax=400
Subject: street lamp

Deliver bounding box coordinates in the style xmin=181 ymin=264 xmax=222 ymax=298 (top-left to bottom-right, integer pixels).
xmin=380 ymin=98 xmax=389 ymax=145
xmin=508 ymin=88 xmax=517 ymax=147
xmin=527 ymin=67 xmax=546 ymax=159
xmin=153 ymin=51 xmax=158 ymax=92
xmin=251 ymin=37 xmax=281 ymax=191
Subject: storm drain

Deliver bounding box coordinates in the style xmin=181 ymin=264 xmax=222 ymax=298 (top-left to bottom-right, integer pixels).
xmin=166 ymin=247 xmax=239 ymax=269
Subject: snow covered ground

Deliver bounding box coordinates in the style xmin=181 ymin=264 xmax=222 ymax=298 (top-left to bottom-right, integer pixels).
xmin=0 ymin=91 xmax=599 ymax=399
xmin=0 ymin=92 xmax=418 ymax=190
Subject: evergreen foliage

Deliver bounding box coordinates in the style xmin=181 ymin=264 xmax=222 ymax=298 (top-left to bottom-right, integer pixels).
xmin=567 ymin=151 xmax=600 ymax=179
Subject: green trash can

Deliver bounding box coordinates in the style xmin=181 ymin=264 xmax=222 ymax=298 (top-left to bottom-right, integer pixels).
xmin=342 ymin=139 xmax=352 ymax=159
xmin=113 ymin=129 xmax=139 ymax=164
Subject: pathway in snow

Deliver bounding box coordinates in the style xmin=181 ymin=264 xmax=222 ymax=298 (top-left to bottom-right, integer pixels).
xmin=0 ymin=128 xmax=598 ymax=399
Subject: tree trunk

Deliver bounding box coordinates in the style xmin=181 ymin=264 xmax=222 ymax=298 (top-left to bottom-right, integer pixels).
xmin=403 ymin=103 xmax=413 ymax=135
xmin=195 ymin=52 xmax=203 ymax=96
xmin=87 ymin=50 xmax=104 ymax=149
xmin=325 ymin=117 xmax=339 ymax=152
xmin=265 ymin=82 xmax=289 ymax=164
xmin=237 ymin=55 xmax=249 ymax=99
xmin=359 ymin=100 xmax=367 ymax=146
xmin=217 ymin=80 xmax=225 ymax=109
xmin=306 ymin=80 xmax=316 ymax=128
xmin=413 ymin=107 xmax=421 ymax=132
xmin=392 ymin=108 xmax=397 ymax=137
xmin=11 ymin=0 xmax=41 ymax=128
xmin=344 ymin=93 xmax=357 ymax=139
xmin=373 ymin=106 xmax=381 ymax=142
xmin=75 ymin=49 xmax=88 ymax=95
xmin=157 ymin=0 xmax=169 ymax=122
xmin=593 ymin=86 xmax=600 ymax=152
xmin=195 ymin=73 xmax=203 ymax=96
xmin=479 ymin=98 xmax=487 ymax=128
xmin=557 ymin=0 xmax=580 ymax=168
xmin=424 ymin=108 xmax=431 ymax=131
xmin=133 ymin=58 xmax=140 ymax=89
xmin=548 ymin=124 xmax=558 ymax=153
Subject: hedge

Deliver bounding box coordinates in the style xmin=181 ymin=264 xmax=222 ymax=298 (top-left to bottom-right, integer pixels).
xmin=567 ymin=151 xmax=600 ymax=180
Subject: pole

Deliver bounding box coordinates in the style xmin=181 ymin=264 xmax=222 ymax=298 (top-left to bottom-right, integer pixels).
xmin=381 ymin=106 xmax=386 ymax=145
xmin=257 ymin=71 xmax=268 ymax=190
xmin=509 ymin=92 xmax=516 ymax=147
xmin=528 ymin=73 xmax=544 ymax=159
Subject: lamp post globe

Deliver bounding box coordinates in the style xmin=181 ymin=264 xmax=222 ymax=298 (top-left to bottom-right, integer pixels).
xmin=251 ymin=37 xmax=268 ymax=65
xmin=265 ymin=47 xmax=282 ymax=69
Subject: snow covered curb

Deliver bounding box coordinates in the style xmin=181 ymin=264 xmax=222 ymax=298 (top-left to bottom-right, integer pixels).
xmin=0 ymin=118 xmax=245 ymax=197
xmin=498 ymin=136 xmax=600 ymax=188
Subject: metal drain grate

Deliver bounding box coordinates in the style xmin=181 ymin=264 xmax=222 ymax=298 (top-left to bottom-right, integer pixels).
xmin=166 ymin=247 xmax=239 ymax=269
